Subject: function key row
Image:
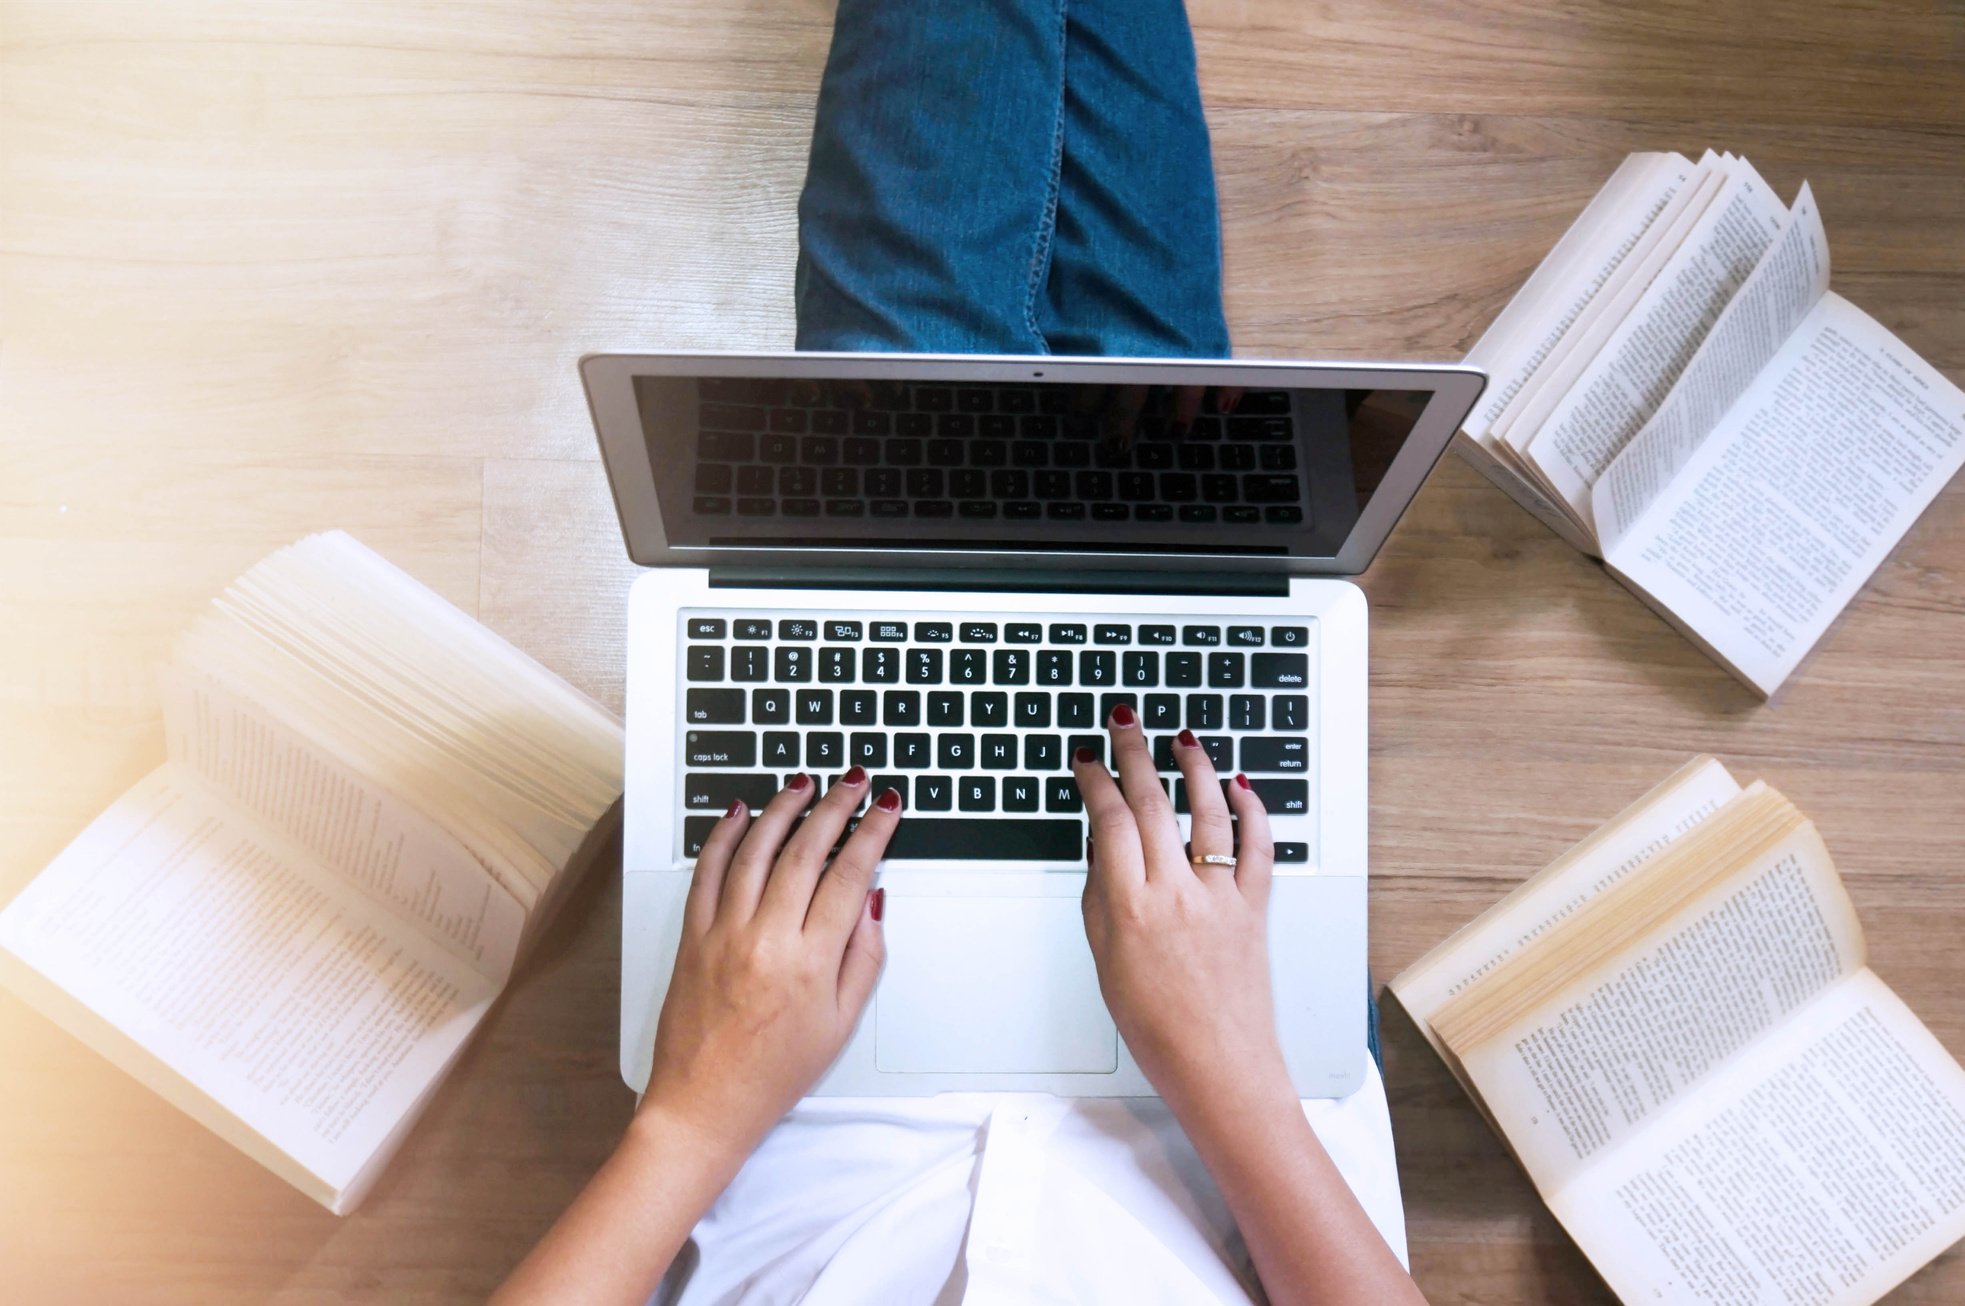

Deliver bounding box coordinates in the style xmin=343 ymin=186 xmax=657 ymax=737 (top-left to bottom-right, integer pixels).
xmin=686 ymin=618 xmax=1309 ymax=648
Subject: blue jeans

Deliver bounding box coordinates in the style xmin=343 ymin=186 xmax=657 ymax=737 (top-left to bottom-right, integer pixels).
xmin=794 ymin=0 xmax=1231 ymax=357
xmin=791 ymin=1 xmax=1386 ymax=1078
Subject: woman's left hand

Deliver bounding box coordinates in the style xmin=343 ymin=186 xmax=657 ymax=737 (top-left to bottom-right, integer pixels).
xmin=640 ymin=767 xmax=898 ymax=1161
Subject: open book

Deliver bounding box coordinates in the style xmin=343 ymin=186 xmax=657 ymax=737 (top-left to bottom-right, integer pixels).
xmin=0 ymin=533 xmax=624 ymax=1214
xmin=1391 ymin=757 xmax=1965 ymax=1305
xmin=1457 ymin=150 xmax=1965 ymax=696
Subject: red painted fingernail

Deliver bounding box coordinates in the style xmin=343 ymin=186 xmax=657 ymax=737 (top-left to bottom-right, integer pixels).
xmin=725 ymin=799 xmax=745 ymax=819
xmin=876 ymin=787 xmax=902 ymax=812
xmin=1073 ymin=746 xmax=1097 ymax=765
xmin=1177 ymin=728 xmax=1198 ymax=748
xmin=789 ymin=772 xmax=811 ymax=792
xmin=870 ymin=887 xmax=885 ymax=922
xmin=844 ymin=765 xmax=868 ymax=786
xmin=1235 ymin=772 xmax=1253 ymax=791
xmin=1111 ymin=703 xmax=1137 ymax=727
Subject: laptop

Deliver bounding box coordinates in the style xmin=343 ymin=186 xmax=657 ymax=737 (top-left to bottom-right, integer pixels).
xmin=583 ymin=352 xmax=1483 ymax=1098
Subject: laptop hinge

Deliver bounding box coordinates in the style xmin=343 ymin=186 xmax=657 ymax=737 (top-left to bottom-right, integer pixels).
xmin=706 ymin=566 xmax=1289 ymax=599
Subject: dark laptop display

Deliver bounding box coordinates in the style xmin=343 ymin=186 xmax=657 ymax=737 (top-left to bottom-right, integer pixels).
xmin=634 ymin=375 xmax=1434 ymax=558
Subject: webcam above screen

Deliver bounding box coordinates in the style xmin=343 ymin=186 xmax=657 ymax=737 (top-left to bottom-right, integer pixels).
xmin=582 ymin=353 xmax=1485 ymax=578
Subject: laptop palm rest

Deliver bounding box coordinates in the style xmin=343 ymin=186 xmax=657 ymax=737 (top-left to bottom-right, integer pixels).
xmin=876 ymin=889 xmax=1117 ymax=1075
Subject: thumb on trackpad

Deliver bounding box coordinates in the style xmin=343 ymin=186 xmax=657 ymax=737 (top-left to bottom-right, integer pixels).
xmin=875 ymin=894 xmax=1116 ymax=1074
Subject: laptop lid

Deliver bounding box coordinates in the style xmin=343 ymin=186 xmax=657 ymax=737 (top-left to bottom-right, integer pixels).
xmin=582 ymin=352 xmax=1484 ymax=579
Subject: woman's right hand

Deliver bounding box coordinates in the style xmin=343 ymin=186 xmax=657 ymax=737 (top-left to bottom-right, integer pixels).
xmin=1070 ymin=708 xmax=1289 ymax=1109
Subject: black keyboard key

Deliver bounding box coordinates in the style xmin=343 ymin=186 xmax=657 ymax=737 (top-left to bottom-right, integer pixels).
xmin=827 ymin=620 xmax=863 ymax=641
xmin=806 ymin=733 xmax=845 ymax=769
xmin=1166 ymin=652 xmax=1202 ymax=687
xmin=685 ymin=688 xmax=744 ymax=724
xmin=1079 ymin=650 xmax=1116 ymax=687
xmin=686 ymin=646 xmax=724 ymax=682
xmin=736 ymin=496 xmax=774 ymax=516
xmin=886 ymin=817 xmax=1080 ymax=860
xmin=1014 ymin=692 xmax=1051 ymax=728
xmin=1247 ymin=777 xmax=1309 ymax=815
xmin=1068 ymin=734 xmax=1105 ymax=765
xmin=1140 ymin=625 xmax=1176 ymax=645
xmin=1045 ymin=777 xmax=1085 ymax=814
xmin=959 ymin=777 xmax=996 ymax=812
xmin=1227 ymin=626 xmax=1265 ymax=647
xmin=1252 ymin=653 xmax=1310 ymax=689
xmin=685 ymin=731 xmax=755 ymax=767
xmin=1275 ymin=842 xmax=1309 ymax=864
xmin=682 ymin=816 xmax=720 ymax=858
xmin=971 ymin=691 xmax=1008 ymax=727
xmin=1268 ymin=501 xmax=1305 ymax=525
xmin=1058 ymin=693 xmax=1094 ymax=729
xmin=735 ymin=618 xmax=773 ymax=640
xmin=1006 ymin=623 xmax=1043 ymax=644
xmin=1123 ymin=652 xmax=1157 ymax=687
xmin=820 ymin=647 xmax=855 ymax=683
xmin=731 ymin=645 xmax=769 ymax=682
xmin=694 ymin=494 xmax=732 ymax=515
xmin=1224 ymin=505 xmax=1260 ymax=524
xmin=980 ymin=734 xmax=1018 ymax=770
xmin=883 ymin=690 xmax=922 ymax=727
xmin=1144 ymin=693 xmax=1180 ymax=730
xmin=993 ymin=649 xmax=1030 ymax=684
xmin=928 ymin=691 xmax=965 ymax=726
xmin=894 ymin=732 xmax=932 ymax=768
xmin=774 ymin=646 xmax=813 ymax=683
xmin=762 ymin=732 xmax=799 ymax=767
xmin=1091 ymin=503 xmax=1129 ymax=522
xmin=1136 ymin=503 xmax=1173 ymax=522
xmin=1098 ymin=693 xmax=1138 ymax=725
xmin=688 ymin=618 xmax=727 ymax=639
xmin=1273 ymin=626 xmax=1310 ymax=648
xmin=908 ymin=649 xmax=944 ymax=684
xmin=871 ymin=775 xmax=908 ymax=807
xmin=1187 ymin=694 xmax=1223 ymax=730
xmin=871 ymin=620 xmax=909 ymax=642
xmin=1026 ymin=734 xmax=1063 ymax=771
xmin=951 ymin=649 xmax=987 ymax=685
xmin=778 ymin=618 xmax=818 ymax=642
xmin=1152 ymin=735 xmax=1180 ymax=772
xmin=938 ymin=733 xmax=976 ymax=770
xmin=682 ymin=773 xmax=777 ymax=811
xmin=752 ymin=688 xmax=790 ymax=725
xmin=1049 ymin=623 xmax=1087 ymax=645
xmin=840 ymin=689 xmax=877 ymax=726
xmin=962 ymin=622 xmax=999 ymax=643
xmin=915 ymin=776 xmax=954 ymax=812
xmin=1230 ymin=694 xmax=1265 ymax=731
xmin=796 ymin=688 xmax=834 ymax=725
xmin=914 ymin=622 xmax=953 ymax=643
xmin=850 ymin=733 xmax=888 ymax=768
xmin=1003 ymin=776 xmax=1041 ymax=812
xmin=1273 ymin=696 xmax=1309 ymax=731
xmin=1207 ymin=652 xmax=1246 ymax=688
xmin=957 ymin=388 xmax=994 ymax=413
xmin=862 ymin=646 xmax=900 ymax=683
xmin=1094 ymin=624 xmax=1131 ymax=645
xmin=700 ymin=430 xmax=757 ymax=461
xmin=1037 ymin=650 xmax=1073 ymax=686
xmin=1242 ymin=737 xmax=1309 ymax=773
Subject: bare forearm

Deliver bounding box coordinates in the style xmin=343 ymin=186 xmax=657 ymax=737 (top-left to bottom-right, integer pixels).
xmin=1168 ymin=1069 xmax=1426 ymax=1306
xmin=492 ymin=1107 xmax=745 ymax=1306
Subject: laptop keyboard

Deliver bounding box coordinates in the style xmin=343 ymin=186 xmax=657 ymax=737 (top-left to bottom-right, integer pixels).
xmin=677 ymin=612 xmax=1315 ymax=866
xmin=688 ymin=379 xmax=1309 ymax=525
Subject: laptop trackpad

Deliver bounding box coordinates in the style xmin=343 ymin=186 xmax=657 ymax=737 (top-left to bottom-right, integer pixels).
xmin=876 ymin=894 xmax=1117 ymax=1074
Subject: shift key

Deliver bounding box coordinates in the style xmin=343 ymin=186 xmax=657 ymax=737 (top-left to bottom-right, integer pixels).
xmin=1247 ymin=777 xmax=1309 ymax=814
xmin=685 ymin=731 xmax=756 ymax=767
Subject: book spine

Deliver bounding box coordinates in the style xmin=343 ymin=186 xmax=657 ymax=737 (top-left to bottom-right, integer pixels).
xmin=1452 ymin=433 xmax=1602 ymax=558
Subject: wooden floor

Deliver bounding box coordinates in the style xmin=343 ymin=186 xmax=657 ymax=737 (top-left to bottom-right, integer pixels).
xmin=3 ymin=1 xmax=1962 ymax=1300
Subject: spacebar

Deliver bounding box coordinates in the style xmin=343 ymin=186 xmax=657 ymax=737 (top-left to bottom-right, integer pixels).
xmin=883 ymin=818 xmax=1082 ymax=861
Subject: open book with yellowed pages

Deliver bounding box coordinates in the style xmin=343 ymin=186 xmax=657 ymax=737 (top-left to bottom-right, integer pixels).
xmin=1391 ymin=757 xmax=1965 ymax=1305
xmin=0 ymin=532 xmax=624 ymax=1214
xmin=1456 ymin=151 xmax=1965 ymax=697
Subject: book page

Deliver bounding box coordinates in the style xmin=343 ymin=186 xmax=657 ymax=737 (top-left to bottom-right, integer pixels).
xmin=1522 ymin=159 xmax=1789 ymax=524
xmin=1464 ymin=152 xmax=1695 ymax=444
xmin=1549 ymin=971 xmax=1965 ymax=1306
xmin=1602 ymin=294 xmax=1965 ymax=695
xmin=0 ymin=768 xmax=497 ymax=1196
xmin=1452 ymin=822 xmax=1865 ymax=1192
xmin=1596 ymin=186 xmax=1832 ymax=552
xmin=163 ymin=668 xmax=525 ymax=979
xmin=1392 ymin=756 xmax=1740 ymax=1043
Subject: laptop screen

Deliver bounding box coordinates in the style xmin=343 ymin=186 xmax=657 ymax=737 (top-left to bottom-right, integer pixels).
xmin=631 ymin=373 xmax=1439 ymax=560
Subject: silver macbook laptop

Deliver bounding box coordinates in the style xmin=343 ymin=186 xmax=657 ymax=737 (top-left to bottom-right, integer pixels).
xmin=584 ymin=352 xmax=1483 ymax=1098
